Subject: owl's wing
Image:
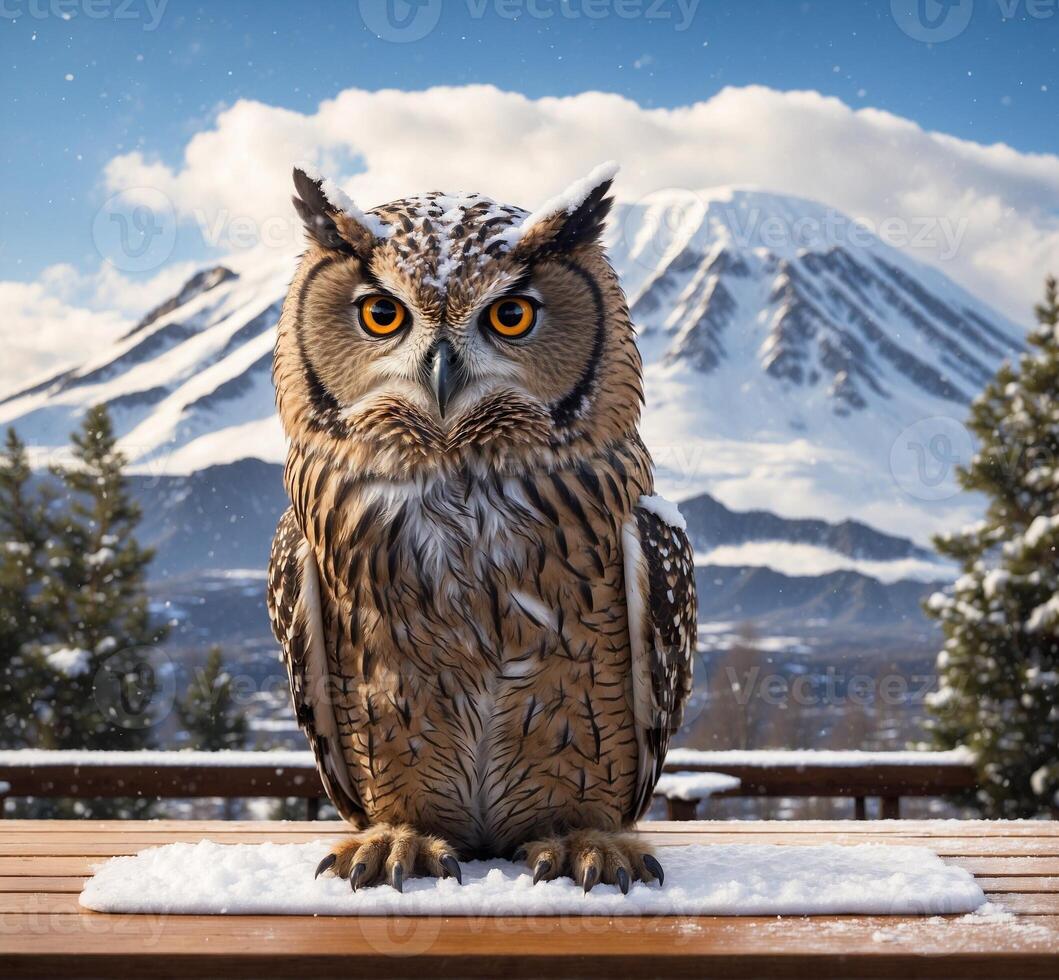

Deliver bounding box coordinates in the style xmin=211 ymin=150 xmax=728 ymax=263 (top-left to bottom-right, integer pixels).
xmin=267 ymin=508 xmax=366 ymax=825
xmin=622 ymin=499 xmax=698 ymax=820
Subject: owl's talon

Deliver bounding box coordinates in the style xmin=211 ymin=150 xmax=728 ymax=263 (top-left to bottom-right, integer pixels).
xmin=643 ymin=854 xmax=665 ymax=886
xmin=315 ymin=853 xmax=337 ymax=879
xmin=517 ymin=831 xmax=663 ymax=893
xmin=325 ymin=827 xmax=459 ymax=890
xmin=440 ymin=855 xmax=463 ymax=884
xmin=510 ymin=848 xmax=527 ymax=864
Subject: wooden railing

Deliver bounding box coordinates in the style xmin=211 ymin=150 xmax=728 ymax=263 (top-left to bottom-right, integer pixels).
xmin=658 ymin=749 xmax=978 ymax=820
xmin=0 ymin=751 xmax=326 ymax=819
xmin=0 ymin=749 xmax=979 ymax=820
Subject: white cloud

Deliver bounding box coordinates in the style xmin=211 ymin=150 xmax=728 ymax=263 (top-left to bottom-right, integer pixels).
xmin=694 ymin=541 xmax=954 ymax=584
xmin=37 ymin=261 xmax=201 ymax=317
xmin=99 ymin=84 xmax=1059 ymax=322
xmin=4 ymin=83 xmax=1058 ymax=397
xmin=0 ymin=262 xmax=206 ymax=397
xmin=0 ymin=279 xmax=129 ymax=396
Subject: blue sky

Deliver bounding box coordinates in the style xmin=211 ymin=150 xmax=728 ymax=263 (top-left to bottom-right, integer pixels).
xmin=2 ymin=0 xmax=1057 ymax=282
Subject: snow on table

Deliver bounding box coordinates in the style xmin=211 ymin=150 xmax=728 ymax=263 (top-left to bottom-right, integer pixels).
xmin=654 ymin=771 xmax=742 ymax=800
xmin=80 ymin=840 xmax=986 ymax=918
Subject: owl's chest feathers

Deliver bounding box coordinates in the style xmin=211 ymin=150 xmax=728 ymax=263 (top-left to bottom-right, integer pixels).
xmin=318 ymin=468 xmax=626 ymax=838
xmin=324 ymin=475 xmax=537 ymax=827
xmin=321 ymin=471 xmax=557 ymax=685
xmin=358 ymin=473 xmax=537 ymax=589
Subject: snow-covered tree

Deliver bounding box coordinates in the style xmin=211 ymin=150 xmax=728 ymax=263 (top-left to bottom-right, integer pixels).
xmin=36 ymin=406 xmax=167 ymax=752
xmin=178 ymin=647 xmax=248 ymax=752
xmin=0 ymin=429 xmax=51 ymax=748
xmin=926 ymin=277 xmax=1059 ymax=817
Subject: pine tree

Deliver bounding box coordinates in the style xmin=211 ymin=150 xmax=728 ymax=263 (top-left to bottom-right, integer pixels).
xmin=177 ymin=647 xmax=249 ymax=818
xmin=926 ymin=277 xmax=1059 ymax=817
xmin=0 ymin=430 xmax=50 ymax=748
xmin=177 ymin=647 xmax=248 ymax=752
xmin=36 ymin=406 xmax=167 ymax=752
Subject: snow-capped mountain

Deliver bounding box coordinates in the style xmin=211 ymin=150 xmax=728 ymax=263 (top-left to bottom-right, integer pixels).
xmin=612 ymin=189 xmax=1020 ymax=412
xmin=609 ymin=189 xmax=1024 ymax=543
xmin=0 ymin=187 xmax=1025 ymax=547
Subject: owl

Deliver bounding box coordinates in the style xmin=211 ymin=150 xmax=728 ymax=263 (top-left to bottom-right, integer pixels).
xmin=268 ymin=162 xmax=696 ymax=894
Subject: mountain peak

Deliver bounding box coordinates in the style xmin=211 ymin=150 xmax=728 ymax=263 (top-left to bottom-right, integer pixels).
xmin=122 ymin=266 xmax=239 ymax=341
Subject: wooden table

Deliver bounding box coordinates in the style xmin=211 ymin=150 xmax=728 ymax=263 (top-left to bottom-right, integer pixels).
xmin=0 ymin=820 xmax=1056 ymax=978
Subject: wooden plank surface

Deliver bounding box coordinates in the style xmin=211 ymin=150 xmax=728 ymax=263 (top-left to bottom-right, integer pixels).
xmin=0 ymin=821 xmax=1056 ymax=979
xmin=2 ymin=914 xmax=1057 ymax=979
xmin=5 ymin=818 xmax=1056 ymax=840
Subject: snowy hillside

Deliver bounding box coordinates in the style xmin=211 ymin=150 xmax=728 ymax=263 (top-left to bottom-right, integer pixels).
xmin=0 ymin=187 xmax=1024 ymax=547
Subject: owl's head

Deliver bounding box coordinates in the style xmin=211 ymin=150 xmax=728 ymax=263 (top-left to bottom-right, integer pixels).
xmin=274 ymin=163 xmax=642 ymax=480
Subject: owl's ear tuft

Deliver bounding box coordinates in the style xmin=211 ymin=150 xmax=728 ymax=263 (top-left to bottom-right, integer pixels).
xmin=514 ymin=162 xmax=619 ymax=256
xmin=291 ymin=167 xmax=383 ymax=258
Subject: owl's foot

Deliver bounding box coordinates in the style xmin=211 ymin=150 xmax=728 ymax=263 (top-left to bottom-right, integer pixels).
xmin=314 ymin=824 xmax=462 ymax=892
xmin=512 ymin=829 xmax=664 ymax=893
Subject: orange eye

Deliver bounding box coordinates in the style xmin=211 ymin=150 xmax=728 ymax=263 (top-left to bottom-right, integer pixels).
xmin=359 ymin=295 xmax=407 ymax=337
xmin=487 ymin=297 xmax=537 ymax=339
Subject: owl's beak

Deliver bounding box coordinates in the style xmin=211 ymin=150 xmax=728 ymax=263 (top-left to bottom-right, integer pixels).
xmin=429 ymin=339 xmax=464 ymax=419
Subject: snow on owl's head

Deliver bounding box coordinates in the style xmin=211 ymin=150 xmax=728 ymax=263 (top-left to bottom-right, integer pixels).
xmin=274 ymin=163 xmax=643 ymax=480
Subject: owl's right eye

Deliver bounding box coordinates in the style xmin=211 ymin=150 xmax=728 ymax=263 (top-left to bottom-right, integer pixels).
xmin=358 ymin=295 xmax=408 ymax=337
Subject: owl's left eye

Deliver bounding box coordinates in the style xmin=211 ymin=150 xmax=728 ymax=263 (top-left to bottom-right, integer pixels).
xmin=484 ymin=297 xmax=537 ymax=339
xmin=358 ymin=295 xmax=408 ymax=337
